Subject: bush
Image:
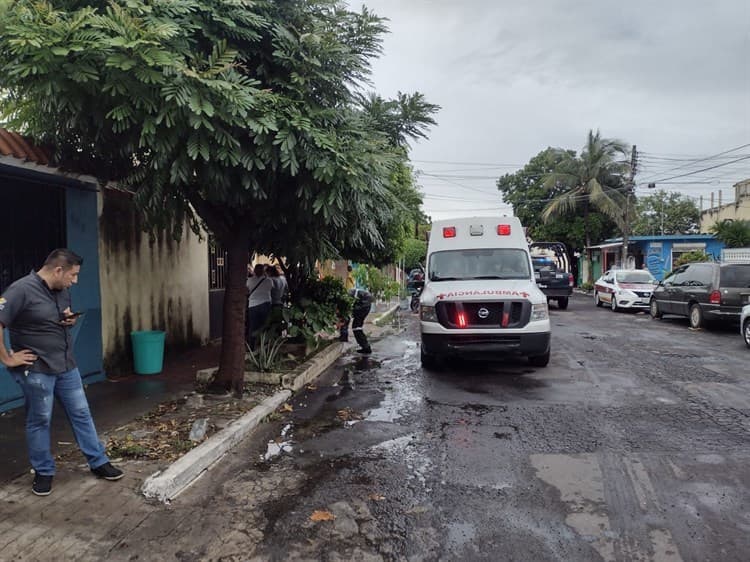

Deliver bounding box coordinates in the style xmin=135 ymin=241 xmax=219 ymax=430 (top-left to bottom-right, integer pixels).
xmin=674 ymin=250 xmax=712 ymax=267
xmin=283 ymin=276 xmax=352 ymax=345
xmin=579 ymin=282 xmax=593 ymax=291
xmin=356 ymin=264 xmax=399 ymax=300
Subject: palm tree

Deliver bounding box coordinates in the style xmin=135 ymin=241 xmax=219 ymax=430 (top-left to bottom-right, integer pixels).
xmin=710 ymin=219 xmax=750 ymax=248
xmin=542 ymin=130 xmax=630 ymax=283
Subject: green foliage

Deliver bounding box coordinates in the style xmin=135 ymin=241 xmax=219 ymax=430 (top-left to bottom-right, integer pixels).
xmin=674 ymin=250 xmax=712 ymax=267
xmin=497 ymin=147 xmax=619 ymax=252
xmin=541 ymin=130 xmax=631 ymax=242
xmin=401 ymin=238 xmax=427 ymax=271
xmin=245 ymin=333 xmax=286 ymax=373
xmin=710 ymin=220 xmax=750 ymax=248
xmin=632 ymin=190 xmax=700 ymax=235
xmin=356 ymin=264 xmax=399 ymax=300
xmin=283 ymin=275 xmax=351 ymax=346
xmin=579 ymin=282 xmax=594 ymax=291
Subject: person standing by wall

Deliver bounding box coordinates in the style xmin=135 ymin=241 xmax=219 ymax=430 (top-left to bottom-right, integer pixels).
xmin=0 ymin=249 xmax=123 ymax=496
xmin=266 ymin=264 xmax=288 ymax=336
xmin=246 ymin=263 xmax=273 ymax=349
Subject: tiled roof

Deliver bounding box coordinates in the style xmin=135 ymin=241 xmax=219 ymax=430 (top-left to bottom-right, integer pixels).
xmin=0 ymin=128 xmax=52 ymax=166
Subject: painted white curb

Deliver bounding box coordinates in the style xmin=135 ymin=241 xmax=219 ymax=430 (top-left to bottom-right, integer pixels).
xmin=373 ymin=303 xmax=400 ymax=326
xmin=142 ymin=342 xmax=346 ymax=502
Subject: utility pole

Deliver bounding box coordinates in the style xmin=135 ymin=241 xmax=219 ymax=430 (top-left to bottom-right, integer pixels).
xmin=622 ymin=145 xmax=638 ymax=267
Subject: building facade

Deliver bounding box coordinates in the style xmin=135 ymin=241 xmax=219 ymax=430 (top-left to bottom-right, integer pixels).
xmin=700 ymin=179 xmax=750 ymax=232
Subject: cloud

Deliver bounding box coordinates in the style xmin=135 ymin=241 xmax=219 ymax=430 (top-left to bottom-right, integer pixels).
xmin=356 ymin=0 xmax=750 ymax=218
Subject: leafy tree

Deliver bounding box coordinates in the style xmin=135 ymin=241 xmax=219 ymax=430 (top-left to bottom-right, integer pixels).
xmin=632 ymin=190 xmax=700 ymax=236
xmin=0 ymin=0 xmax=423 ymax=395
xmin=497 ymin=147 xmax=619 ymax=264
xmin=710 ymin=219 xmax=750 ymax=248
xmin=541 ymin=130 xmax=630 ymax=282
xmin=401 ymin=238 xmax=427 ymax=272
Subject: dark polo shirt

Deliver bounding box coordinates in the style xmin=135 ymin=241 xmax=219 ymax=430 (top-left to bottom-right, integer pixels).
xmin=0 ymin=271 xmax=77 ymax=375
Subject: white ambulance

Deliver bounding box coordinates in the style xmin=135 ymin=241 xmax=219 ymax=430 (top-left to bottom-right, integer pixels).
xmin=419 ymin=216 xmax=551 ymax=368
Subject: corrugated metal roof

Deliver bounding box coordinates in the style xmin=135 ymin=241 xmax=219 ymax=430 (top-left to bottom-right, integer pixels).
xmin=0 ymin=128 xmax=52 ymax=166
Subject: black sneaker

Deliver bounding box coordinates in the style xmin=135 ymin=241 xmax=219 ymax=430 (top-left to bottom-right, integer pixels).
xmin=356 ymin=348 xmax=372 ymax=355
xmin=91 ymin=462 xmax=124 ymax=481
xmin=32 ymin=474 xmax=53 ymax=496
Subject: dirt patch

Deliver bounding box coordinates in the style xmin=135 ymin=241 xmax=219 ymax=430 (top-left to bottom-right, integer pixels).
xmin=101 ymin=383 xmax=279 ymax=463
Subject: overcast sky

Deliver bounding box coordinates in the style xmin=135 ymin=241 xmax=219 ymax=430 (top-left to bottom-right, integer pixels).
xmin=355 ymin=0 xmax=750 ymax=220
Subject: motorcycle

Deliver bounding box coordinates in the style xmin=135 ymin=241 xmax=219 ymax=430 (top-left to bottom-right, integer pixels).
xmin=410 ymin=281 xmax=424 ymax=313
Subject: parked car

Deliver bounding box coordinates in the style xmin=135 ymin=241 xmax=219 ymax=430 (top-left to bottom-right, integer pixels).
xmin=649 ymin=262 xmax=750 ymax=329
xmin=594 ymin=269 xmax=657 ymax=311
xmin=529 ymin=242 xmax=574 ymax=310
xmin=742 ymin=304 xmax=750 ymax=348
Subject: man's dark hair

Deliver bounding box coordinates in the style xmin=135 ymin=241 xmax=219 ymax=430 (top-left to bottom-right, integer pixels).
xmin=347 ymin=265 xmax=353 ymax=272
xmin=44 ymin=249 xmax=83 ymax=269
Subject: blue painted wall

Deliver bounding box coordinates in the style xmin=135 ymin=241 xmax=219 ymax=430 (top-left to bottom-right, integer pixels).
xmin=65 ymin=187 xmax=105 ymax=384
xmin=641 ymin=237 xmax=724 ymax=280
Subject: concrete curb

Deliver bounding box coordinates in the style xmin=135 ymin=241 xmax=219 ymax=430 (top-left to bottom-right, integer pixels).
xmin=142 ymin=342 xmax=345 ymax=502
xmin=372 ymin=303 xmax=401 ymax=327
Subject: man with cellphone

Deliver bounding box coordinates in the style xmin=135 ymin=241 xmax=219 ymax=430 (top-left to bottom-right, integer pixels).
xmin=0 ymin=249 xmax=123 ymax=496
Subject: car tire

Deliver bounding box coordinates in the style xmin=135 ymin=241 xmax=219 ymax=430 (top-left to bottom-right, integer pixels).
xmin=529 ymin=349 xmax=550 ymax=367
xmin=611 ymin=295 xmax=619 ymax=312
xmin=650 ymin=299 xmax=662 ymax=319
xmin=594 ymin=292 xmax=603 ymax=307
xmin=557 ymin=297 xmax=569 ymax=310
xmin=420 ymin=347 xmax=439 ymax=370
xmin=689 ymin=303 xmax=704 ymax=329
xmin=744 ymin=320 xmax=750 ymax=348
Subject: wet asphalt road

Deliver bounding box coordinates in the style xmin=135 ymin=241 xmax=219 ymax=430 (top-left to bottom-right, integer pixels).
xmin=125 ymin=293 xmax=750 ymax=561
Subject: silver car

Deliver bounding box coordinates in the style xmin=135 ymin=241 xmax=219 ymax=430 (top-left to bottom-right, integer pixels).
xmin=742 ymin=304 xmax=750 ymax=348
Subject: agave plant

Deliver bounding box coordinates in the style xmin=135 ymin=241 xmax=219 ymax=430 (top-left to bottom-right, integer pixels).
xmin=245 ymin=333 xmax=286 ymax=373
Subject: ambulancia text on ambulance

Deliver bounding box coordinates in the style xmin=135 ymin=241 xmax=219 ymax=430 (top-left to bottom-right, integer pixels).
xmin=419 ymin=216 xmax=551 ymax=368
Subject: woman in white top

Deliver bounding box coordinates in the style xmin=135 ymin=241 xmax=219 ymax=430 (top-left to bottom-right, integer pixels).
xmin=246 ymin=264 xmax=273 ymax=349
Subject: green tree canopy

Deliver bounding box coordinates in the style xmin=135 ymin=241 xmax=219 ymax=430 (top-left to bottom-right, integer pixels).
xmin=710 ymin=219 xmax=750 ymax=248
xmin=497 ymin=147 xmax=619 ymax=254
xmin=632 ymin=190 xmax=700 ymax=236
xmin=0 ymin=0 xmax=434 ymax=394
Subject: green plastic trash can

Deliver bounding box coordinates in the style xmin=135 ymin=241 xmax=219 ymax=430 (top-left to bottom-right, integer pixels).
xmin=131 ymin=330 xmax=166 ymax=375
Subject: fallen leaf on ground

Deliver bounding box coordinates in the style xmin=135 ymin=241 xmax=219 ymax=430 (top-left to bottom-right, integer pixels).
xmin=337 ymin=408 xmax=363 ymax=422
xmin=281 ymin=403 xmax=294 ymax=413
xmin=309 ymin=510 xmax=335 ymax=522
xmin=368 ymin=494 xmax=386 ymax=501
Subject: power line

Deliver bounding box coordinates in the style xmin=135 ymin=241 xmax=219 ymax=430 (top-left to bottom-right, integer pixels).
xmin=638 ymin=143 xmax=750 ymax=181
xmin=642 ymin=155 xmax=750 ymax=184
xmin=412 ymin=159 xmax=523 ymax=167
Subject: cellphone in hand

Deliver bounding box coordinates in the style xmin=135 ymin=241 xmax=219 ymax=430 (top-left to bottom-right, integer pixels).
xmin=60 ymin=311 xmax=84 ymax=322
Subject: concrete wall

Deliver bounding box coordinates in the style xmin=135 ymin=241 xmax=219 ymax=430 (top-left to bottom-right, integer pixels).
xmin=98 ymin=190 xmax=209 ymax=374
xmin=700 ymin=179 xmax=750 ymax=232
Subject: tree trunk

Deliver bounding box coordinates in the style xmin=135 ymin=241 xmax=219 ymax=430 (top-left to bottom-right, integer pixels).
xmin=213 ymin=233 xmax=248 ymax=396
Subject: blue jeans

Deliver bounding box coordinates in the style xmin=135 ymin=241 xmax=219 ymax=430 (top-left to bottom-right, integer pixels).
xmin=13 ymin=368 xmax=109 ymax=476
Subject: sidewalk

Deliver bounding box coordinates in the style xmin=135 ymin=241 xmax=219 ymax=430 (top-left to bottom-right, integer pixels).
xmin=0 ymin=305 xmax=400 ymax=487
xmin=0 ymin=344 xmax=220 ymax=484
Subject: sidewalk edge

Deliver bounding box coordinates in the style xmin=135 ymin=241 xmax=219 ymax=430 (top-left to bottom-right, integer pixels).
xmin=141 ymin=389 xmax=291 ymax=502
xmin=141 ymin=342 xmax=345 ymax=502
xmin=373 ymin=303 xmax=400 ymax=327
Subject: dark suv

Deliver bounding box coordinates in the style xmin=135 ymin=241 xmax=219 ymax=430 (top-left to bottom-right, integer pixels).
xmin=650 ymin=262 xmax=750 ymax=328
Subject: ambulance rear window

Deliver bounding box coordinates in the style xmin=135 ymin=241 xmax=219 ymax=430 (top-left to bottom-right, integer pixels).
xmin=429 ymin=249 xmax=531 ymax=281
